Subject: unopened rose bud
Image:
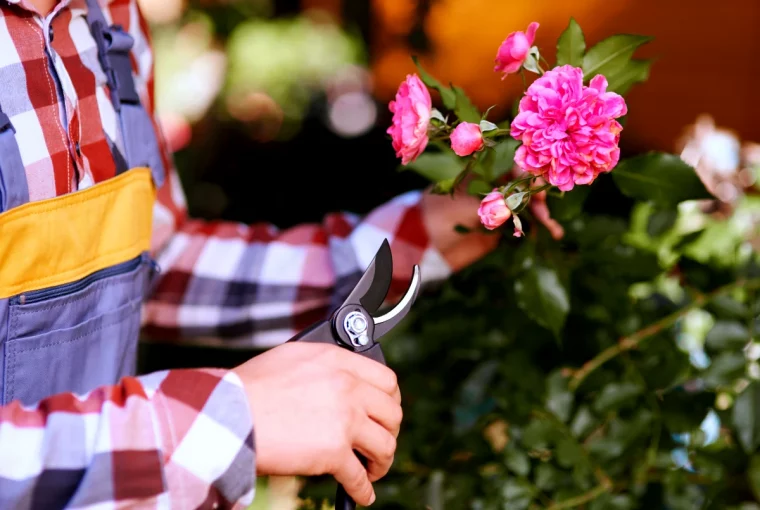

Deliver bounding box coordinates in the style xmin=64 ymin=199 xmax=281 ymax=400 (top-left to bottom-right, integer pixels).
xmin=450 ymin=122 xmax=484 ymax=156
xmin=494 ymin=22 xmax=539 ymax=78
xmin=477 ymin=190 xmax=511 ymax=230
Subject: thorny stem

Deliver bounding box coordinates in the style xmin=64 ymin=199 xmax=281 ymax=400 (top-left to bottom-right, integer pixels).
xmin=568 ymin=277 xmax=760 ymax=391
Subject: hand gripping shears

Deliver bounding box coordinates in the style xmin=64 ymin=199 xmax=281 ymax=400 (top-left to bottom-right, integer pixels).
xmin=288 ymin=239 xmax=421 ymax=509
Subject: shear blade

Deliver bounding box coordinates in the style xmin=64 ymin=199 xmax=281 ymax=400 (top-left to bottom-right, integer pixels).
xmin=343 ymin=239 xmax=393 ymax=313
xmin=372 ymin=265 xmax=421 ymax=340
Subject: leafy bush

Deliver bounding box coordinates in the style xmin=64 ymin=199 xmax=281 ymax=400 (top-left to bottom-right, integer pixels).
xmin=299 ymin=19 xmax=760 ymax=510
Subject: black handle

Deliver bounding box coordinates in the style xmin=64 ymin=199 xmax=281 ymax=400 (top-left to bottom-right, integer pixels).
xmin=335 ymin=452 xmax=368 ymax=510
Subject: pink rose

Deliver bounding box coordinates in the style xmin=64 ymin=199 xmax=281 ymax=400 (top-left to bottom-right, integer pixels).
xmin=510 ymin=65 xmax=627 ymax=191
xmin=387 ymin=74 xmax=432 ymax=165
xmin=450 ymin=122 xmax=484 ymax=156
xmin=494 ymin=22 xmax=540 ymax=78
xmin=478 ymin=190 xmax=511 ymax=230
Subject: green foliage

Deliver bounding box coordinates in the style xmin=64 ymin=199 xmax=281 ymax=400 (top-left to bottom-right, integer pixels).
xmin=515 ymin=263 xmax=570 ymax=339
xmin=581 ymin=34 xmax=653 ymax=93
xmin=612 ymin=152 xmax=714 ymax=207
xmin=399 ymin=150 xmax=463 ymax=183
xmin=556 ymin=18 xmax=585 ymax=67
xmin=452 ymin=85 xmax=481 ymax=123
xmin=299 ymin=165 xmax=760 ymax=509
xmin=412 ymin=56 xmax=456 ymax=110
xmin=297 ymin=17 xmax=760 ymax=510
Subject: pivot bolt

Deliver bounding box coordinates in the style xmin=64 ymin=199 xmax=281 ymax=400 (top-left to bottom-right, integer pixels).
xmin=344 ymin=311 xmax=370 ymax=347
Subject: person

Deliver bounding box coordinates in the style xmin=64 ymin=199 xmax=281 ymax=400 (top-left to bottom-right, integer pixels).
xmin=0 ymin=0 xmax=496 ymax=508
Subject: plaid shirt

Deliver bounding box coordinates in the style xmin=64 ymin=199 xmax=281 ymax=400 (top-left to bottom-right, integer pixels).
xmin=0 ymin=0 xmax=448 ymax=507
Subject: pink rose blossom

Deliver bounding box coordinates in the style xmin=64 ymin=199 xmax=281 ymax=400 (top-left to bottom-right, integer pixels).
xmin=510 ymin=65 xmax=627 ymax=191
xmin=478 ymin=190 xmax=512 ymax=230
xmin=387 ymin=74 xmax=432 ymax=165
xmin=494 ymin=22 xmax=540 ymax=78
xmin=450 ymin=122 xmax=484 ymax=156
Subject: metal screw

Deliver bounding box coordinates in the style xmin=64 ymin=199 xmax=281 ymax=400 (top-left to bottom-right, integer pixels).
xmin=344 ymin=311 xmax=370 ymax=347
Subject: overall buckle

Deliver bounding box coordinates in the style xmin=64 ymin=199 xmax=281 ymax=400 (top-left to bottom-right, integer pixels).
xmin=0 ymin=110 xmax=15 ymax=135
xmin=91 ymin=22 xmax=140 ymax=108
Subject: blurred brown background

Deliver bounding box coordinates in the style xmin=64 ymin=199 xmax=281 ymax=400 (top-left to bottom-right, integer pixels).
xmin=306 ymin=0 xmax=760 ymax=152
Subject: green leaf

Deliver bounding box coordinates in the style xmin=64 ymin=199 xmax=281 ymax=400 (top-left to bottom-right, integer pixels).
xmin=474 ymin=147 xmax=496 ymax=180
xmin=701 ymin=352 xmax=745 ymax=389
xmin=590 ymin=495 xmax=635 ymax=510
xmin=646 ymin=208 xmax=678 ymax=237
xmin=412 ymin=56 xmax=456 ymax=109
xmin=705 ymin=321 xmax=750 ymax=351
xmin=535 ymin=463 xmax=560 ymax=490
xmin=432 ymin=178 xmax=456 ymax=194
xmin=514 ymin=265 xmax=570 ymax=338
xmin=454 ymin=360 xmax=499 ymax=433
xmin=522 ymin=46 xmax=541 ymax=74
xmin=612 ymin=152 xmax=713 ymax=207
xmin=522 ymin=419 xmax=560 ymax=449
xmin=491 ymin=139 xmax=519 ymax=180
xmin=587 ymin=437 xmax=624 ymax=459
xmin=733 ymin=382 xmax=760 ymax=454
xmin=748 ymin=454 xmax=760 ymax=502
xmin=709 ymin=296 xmax=749 ymax=320
xmin=506 ymin=192 xmax=527 ymax=211
xmin=582 ymin=34 xmax=653 ymax=80
xmin=606 ymin=59 xmax=652 ymax=95
xmin=546 ymin=186 xmax=591 ymax=221
xmin=479 ymin=119 xmax=498 ymax=132
xmin=570 ymin=406 xmax=597 ymax=439
xmin=505 ymin=447 xmax=531 ymax=476
xmin=547 ymin=370 xmax=574 ymax=423
xmin=403 ymin=151 xmax=464 ymax=183
xmin=467 ymin=179 xmax=492 ymax=196
xmin=556 ymin=18 xmax=586 ymax=67
xmin=501 ymin=479 xmax=534 ymax=510
xmin=592 ymin=382 xmax=643 ymax=413
xmin=556 ymin=438 xmax=584 ymax=468
xmin=452 ymin=85 xmax=481 ymax=123
xmin=430 ymin=108 xmax=446 ymax=123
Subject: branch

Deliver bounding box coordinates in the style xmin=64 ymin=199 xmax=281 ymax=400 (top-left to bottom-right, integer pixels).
xmin=546 ymin=484 xmax=610 ymax=509
xmin=568 ymin=277 xmax=760 ymax=392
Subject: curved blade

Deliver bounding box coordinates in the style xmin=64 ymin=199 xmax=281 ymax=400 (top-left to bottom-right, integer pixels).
xmin=372 ymin=265 xmax=421 ymax=340
xmin=342 ymin=239 xmax=393 ymax=313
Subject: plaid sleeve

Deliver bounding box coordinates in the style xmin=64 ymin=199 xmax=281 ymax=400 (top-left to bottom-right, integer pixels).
xmin=143 ymin=192 xmax=452 ymax=347
xmin=0 ymin=369 xmax=256 ymax=509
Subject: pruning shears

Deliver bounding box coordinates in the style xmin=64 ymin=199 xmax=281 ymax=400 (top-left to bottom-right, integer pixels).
xmin=288 ymin=239 xmax=421 ymax=509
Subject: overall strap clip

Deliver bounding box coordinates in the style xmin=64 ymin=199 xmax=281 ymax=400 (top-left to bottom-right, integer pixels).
xmin=90 ymin=22 xmax=140 ymax=109
xmin=0 ymin=110 xmax=15 ymax=135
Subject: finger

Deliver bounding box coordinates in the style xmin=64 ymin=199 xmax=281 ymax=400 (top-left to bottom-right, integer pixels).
xmin=334 ymin=451 xmax=376 ymax=506
xmin=443 ymin=231 xmax=499 ymax=271
xmin=334 ymin=349 xmax=399 ymax=397
xmin=354 ymin=381 xmax=403 ymax=437
xmin=353 ymin=418 xmax=397 ymax=482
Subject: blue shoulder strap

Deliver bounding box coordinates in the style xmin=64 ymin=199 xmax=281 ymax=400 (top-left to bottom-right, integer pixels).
xmin=84 ymin=0 xmax=165 ymax=188
xmin=0 ymin=105 xmax=30 ymax=211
